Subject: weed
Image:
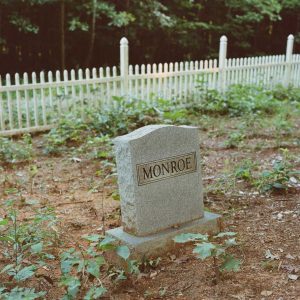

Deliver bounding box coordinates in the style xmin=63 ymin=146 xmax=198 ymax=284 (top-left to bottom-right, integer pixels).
xmin=0 ymin=134 xmax=33 ymax=164
xmin=255 ymin=149 xmax=300 ymax=192
xmin=234 ymin=159 xmax=256 ymax=181
xmin=59 ymin=234 xmax=138 ymax=299
xmin=173 ymin=232 xmax=242 ymax=283
xmin=0 ymin=199 xmax=58 ymax=297
xmin=224 ymin=131 xmax=245 ymax=148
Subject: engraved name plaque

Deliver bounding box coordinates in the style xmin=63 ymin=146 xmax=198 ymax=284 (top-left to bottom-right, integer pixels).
xmin=136 ymin=152 xmax=197 ymax=186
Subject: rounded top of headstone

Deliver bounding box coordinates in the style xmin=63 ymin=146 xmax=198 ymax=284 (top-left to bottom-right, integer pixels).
xmin=113 ymin=125 xmax=198 ymax=144
xmin=287 ymin=34 xmax=294 ymax=40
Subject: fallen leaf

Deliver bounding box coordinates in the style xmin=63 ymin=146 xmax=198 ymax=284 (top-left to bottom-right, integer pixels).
xmin=277 ymin=213 xmax=283 ymax=220
xmin=170 ymin=255 xmax=176 ymax=261
xmin=71 ymin=157 xmax=81 ymax=163
xmin=288 ymin=274 xmax=299 ymax=280
xmin=265 ymin=249 xmax=279 ymax=260
xmin=150 ymin=271 xmax=158 ymax=279
xmin=175 ymin=255 xmax=189 ymax=264
xmin=261 ymin=290 xmax=273 ymax=296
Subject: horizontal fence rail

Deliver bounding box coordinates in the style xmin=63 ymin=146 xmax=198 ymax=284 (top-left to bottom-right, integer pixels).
xmin=0 ymin=34 xmax=299 ymax=136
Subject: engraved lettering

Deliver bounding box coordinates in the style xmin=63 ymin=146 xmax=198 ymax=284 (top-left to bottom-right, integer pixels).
xmin=177 ymin=159 xmax=185 ymax=171
xmin=153 ymin=165 xmax=161 ymax=177
xmin=161 ymin=162 xmax=170 ymax=175
xmin=171 ymin=161 xmax=178 ymax=173
xmin=136 ymin=152 xmax=197 ymax=186
xmin=186 ymin=157 xmax=191 ymax=169
xmin=143 ymin=167 xmax=153 ymax=180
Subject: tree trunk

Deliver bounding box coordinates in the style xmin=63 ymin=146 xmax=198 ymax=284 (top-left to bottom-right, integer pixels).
xmin=85 ymin=0 xmax=97 ymax=67
xmin=60 ymin=0 xmax=66 ymax=71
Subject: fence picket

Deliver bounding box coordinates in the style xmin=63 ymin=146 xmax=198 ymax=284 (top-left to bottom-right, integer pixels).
xmin=32 ymin=72 xmax=39 ymax=127
xmin=63 ymin=70 xmax=69 ymax=110
xmin=48 ymin=71 xmax=54 ymax=108
xmin=158 ymin=63 xmax=163 ymax=97
xmin=55 ymin=70 xmax=62 ymax=116
xmin=174 ymin=62 xmax=179 ymax=99
xmin=189 ymin=61 xmax=194 ymax=97
xmin=78 ymin=69 xmax=84 ymax=118
xmin=23 ymin=73 xmax=30 ymax=128
xmin=15 ymin=73 xmax=22 ymax=128
xmin=152 ymin=64 xmax=157 ymax=98
xmin=135 ymin=64 xmax=139 ymax=99
xmin=112 ymin=66 xmax=117 ymax=99
xmin=40 ymin=71 xmax=47 ymax=125
xmin=6 ymin=74 xmax=13 ymax=129
xmin=99 ymin=67 xmax=104 ymax=105
xmin=106 ymin=67 xmax=111 ymax=104
xmin=0 ymin=76 xmax=4 ymax=130
xmin=85 ymin=68 xmax=91 ymax=102
xmin=92 ymin=67 xmax=97 ymax=91
xmin=168 ymin=62 xmax=173 ymax=100
xmin=146 ymin=64 xmax=151 ymax=102
xmin=141 ymin=64 xmax=145 ymax=100
xmin=178 ymin=62 xmax=184 ymax=101
xmin=163 ymin=63 xmax=168 ymax=99
xmin=129 ymin=65 xmax=133 ymax=97
xmin=71 ymin=69 xmax=76 ymax=108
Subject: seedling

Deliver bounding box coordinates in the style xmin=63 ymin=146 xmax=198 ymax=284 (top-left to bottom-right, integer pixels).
xmin=173 ymin=232 xmax=242 ymax=283
xmin=255 ymin=149 xmax=300 ymax=192
xmin=59 ymin=234 xmax=138 ymax=299
xmin=0 ymin=199 xmax=58 ymax=298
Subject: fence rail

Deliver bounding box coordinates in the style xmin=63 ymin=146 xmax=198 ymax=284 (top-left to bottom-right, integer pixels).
xmin=0 ymin=34 xmax=299 ymax=136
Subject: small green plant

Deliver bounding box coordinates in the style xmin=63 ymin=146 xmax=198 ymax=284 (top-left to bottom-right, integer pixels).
xmin=0 ymin=134 xmax=33 ymax=164
xmin=255 ymin=149 xmax=300 ymax=192
xmin=173 ymin=232 xmax=242 ymax=283
xmin=234 ymin=159 xmax=256 ymax=181
xmin=0 ymin=199 xmax=58 ymax=297
xmin=0 ymin=287 xmax=46 ymax=300
xmin=59 ymin=234 xmax=139 ymax=299
xmin=224 ymin=131 xmax=245 ymax=148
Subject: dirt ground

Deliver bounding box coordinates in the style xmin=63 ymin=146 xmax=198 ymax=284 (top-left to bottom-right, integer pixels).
xmin=0 ymin=121 xmax=299 ymax=300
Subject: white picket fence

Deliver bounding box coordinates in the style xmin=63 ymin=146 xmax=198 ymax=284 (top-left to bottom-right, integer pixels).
xmin=0 ymin=34 xmax=299 ymax=136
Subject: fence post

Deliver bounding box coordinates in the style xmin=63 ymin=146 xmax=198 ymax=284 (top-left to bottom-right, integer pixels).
xmin=284 ymin=34 xmax=294 ymax=87
xmin=218 ymin=35 xmax=227 ymax=92
xmin=120 ymin=37 xmax=129 ymax=97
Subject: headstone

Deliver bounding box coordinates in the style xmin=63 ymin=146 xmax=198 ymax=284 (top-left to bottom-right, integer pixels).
xmin=107 ymin=125 xmax=220 ymax=256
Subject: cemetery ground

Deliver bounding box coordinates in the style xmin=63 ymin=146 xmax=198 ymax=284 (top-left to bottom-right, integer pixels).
xmin=0 ymin=85 xmax=299 ymax=299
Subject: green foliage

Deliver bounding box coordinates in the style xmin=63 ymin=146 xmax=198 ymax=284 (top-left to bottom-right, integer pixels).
xmin=43 ymin=85 xmax=300 ymax=156
xmin=208 ymin=149 xmax=299 ymax=196
xmin=190 ymin=84 xmax=300 ymax=118
xmin=59 ymin=234 xmax=136 ymax=299
xmin=0 ymin=134 xmax=33 ymax=164
xmin=44 ymin=116 xmax=90 ymax=154
xmin=0 ymin=287 xmax=46 ymax=300
xmin=173 ymin=233 xmax=208 ymax=243
xmin=234 ymin=160 xmax=256 ymax=181
xmin=44 ymin=97 xmax=191 ymax=154
xmin=0 ymin=199 xmax=58 ymax=297
xmin=224 ymin=131 xmax=245 ymax=148
xmin=173 ymin=231 xmax=242 ymax=282
xmin=255 ymin=149 xmax=300 ymax=192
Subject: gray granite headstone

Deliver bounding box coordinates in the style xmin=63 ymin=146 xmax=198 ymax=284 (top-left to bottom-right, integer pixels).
xmin=107 ymin=125 xmax=220 ymax=256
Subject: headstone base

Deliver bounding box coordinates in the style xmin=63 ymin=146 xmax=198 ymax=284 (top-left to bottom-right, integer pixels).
xmin=107 ymin=212 xmax=221 ymax=258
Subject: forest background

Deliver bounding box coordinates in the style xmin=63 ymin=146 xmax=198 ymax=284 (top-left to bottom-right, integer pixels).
xmin=1 ymin=0 xmax=300 ymax=75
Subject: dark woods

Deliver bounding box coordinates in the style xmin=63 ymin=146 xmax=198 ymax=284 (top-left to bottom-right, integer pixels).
xmin=0 ymin=0 xmax=299 ymax=75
